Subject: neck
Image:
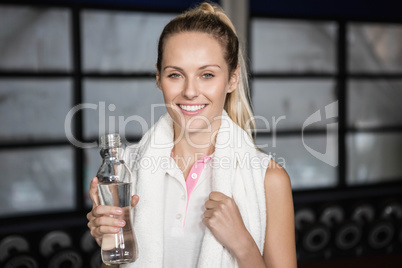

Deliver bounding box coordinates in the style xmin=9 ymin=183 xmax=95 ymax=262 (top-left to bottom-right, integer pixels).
xmin=171 ymin=136 xmax=215 ymax=179
xmin=171 ymin=119 xmax=220 ymax=173
xmin=173 ymin=129 xmax=217 ymax=157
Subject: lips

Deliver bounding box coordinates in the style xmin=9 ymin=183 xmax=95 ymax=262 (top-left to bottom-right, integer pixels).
xmin=178 ymin=104 xmax=206 ymax=112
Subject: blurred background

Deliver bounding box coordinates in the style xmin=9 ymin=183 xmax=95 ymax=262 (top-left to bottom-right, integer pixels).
xmin=0 ymin=0 xmax=401 ymax=267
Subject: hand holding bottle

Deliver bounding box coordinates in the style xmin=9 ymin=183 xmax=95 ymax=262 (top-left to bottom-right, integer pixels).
xmin=86 ymin=177 xmax=139 ymax=247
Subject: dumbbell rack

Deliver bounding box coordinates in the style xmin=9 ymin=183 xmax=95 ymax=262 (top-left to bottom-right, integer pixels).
xmin=0 ymin=212 xmax=99 ymax=268
xmin=295 ymin=194 xmax=402 ymax=268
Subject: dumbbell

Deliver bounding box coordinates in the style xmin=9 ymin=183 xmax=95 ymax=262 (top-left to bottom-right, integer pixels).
xmin=352 ymin=202 xmax=394 ymax=251
xmin=325 ymin=204 xmax=362 ymax=253
xmin=333 ymin=218 xmax=362 ymax=252
xmin=295 ymin=208 xmax=331 ymax=255
xmin=318 ymin=204 xmax=363 ymax=254
xmin=379 ymin=201 xmax=402 ymax=250
xmin=0 ymin=235 xmax=39 ymax=268
xmin=381 ymin=201 xmax=402 ymax=229
xmin=80 ymin=230 xmax=102 ymax=268
xmin=39 ymin=230 xmax=83 ymax=268
xmin=305 ymin=203 xmax=362 ymax=257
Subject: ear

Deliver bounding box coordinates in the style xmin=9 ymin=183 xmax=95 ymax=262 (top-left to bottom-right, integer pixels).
xmin=156 ymin=64 xmax=162 ymax=90
xmin=228 ymin=64 xmax=240 ymax=93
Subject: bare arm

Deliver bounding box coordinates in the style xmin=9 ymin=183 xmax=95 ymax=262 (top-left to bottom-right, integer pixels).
xmin=230 ymin=160 xmax=296 ymax=268
xmin=203 ymin=160 xmax=296 ymax=268
xmin=262 ymin=160 xmax=297 ymax=268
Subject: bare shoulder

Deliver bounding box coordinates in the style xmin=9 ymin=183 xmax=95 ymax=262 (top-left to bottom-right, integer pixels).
xmin=262 ymin=160 xmax=297 ymax=267
xmin=263 ymin=159 xmax=294 ymax=216
xmin=264 ymin=159 xmax=292 ymax=193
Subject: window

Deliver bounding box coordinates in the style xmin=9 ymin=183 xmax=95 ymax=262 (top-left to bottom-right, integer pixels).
xmin=250 ymin=17 xmax=402 ymax=192
xmin=250 ymin=19 xmax=339 ymax=190
xmin=0 ymin=4 xmax=178 ymax=217
xmin=347 ymin=23 xmax=402 ymax=186
xmin=0 ymin=6 xmax=74 ymax=217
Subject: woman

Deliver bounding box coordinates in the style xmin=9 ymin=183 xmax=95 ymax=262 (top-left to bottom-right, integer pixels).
xmin=87 ymin=3 xmax=297 ymax=268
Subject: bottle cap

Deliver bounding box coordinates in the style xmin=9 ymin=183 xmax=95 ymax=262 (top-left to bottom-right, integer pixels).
xmin=100 ymin=133 xmax=121 ymax=149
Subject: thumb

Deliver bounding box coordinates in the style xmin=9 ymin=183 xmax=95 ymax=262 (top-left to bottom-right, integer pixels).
xmin=89 ymin=177 xmax=100 ymax=208
xmin=131 ymin=195 xmax=140 ymax=208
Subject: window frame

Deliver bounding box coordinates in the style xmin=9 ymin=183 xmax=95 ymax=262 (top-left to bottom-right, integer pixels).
xmin=249 ymin=14 xmax=402 ymax=204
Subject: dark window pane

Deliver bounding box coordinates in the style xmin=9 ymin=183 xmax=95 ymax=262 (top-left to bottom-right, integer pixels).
xmin=348 ymin=23 xmax=402 ymax=73
xmin=0 ymin=6 xmax=71 ymax=71
xmin=82 ymin=10 xmax=176 ymax=72
xmin=0 ymin=146 xmax=75 ymax=217
xmin=83 ymin=147 xmax=102 ymax=208
xmin=252 ymin=79 xmax=337 ymax=131
xmin=255 ymin=134 xmax=338 ymax=190
xmin=347 ymin=132 xmax=402 ymax=185
xmin=251 ymin=19 xmax=337 ymax=73
xmin=0 ymin=79 xmax=72 ymax=142
xmin=83 ymin=79 xmax=166 ymax=140
xmin=348 ymin=80 xmax=402 ymax=129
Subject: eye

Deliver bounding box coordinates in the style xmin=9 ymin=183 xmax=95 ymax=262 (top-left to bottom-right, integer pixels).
xmin=202 ymin=73 xmax=214 ymax=79
xmin=168 ymin=73 xmax=181 ymax=78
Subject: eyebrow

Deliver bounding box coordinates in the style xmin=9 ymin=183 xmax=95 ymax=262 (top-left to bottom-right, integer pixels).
xmin=200 ymin=64 xmax=221 ymax=70
xmin=163 ymin=66 xmax=184 ymax=72
xmin=163 ymin=64 xmax=221 ymax=71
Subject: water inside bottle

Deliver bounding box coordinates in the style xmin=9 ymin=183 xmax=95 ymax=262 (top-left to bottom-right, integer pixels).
xmin=98 ymin=182 xmax=138 ymax=265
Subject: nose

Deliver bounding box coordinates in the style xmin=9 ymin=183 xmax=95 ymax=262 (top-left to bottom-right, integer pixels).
xmin=182 ymin=78 xmax=199 ymax=100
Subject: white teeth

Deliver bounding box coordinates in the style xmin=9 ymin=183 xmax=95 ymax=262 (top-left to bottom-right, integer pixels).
xmin=179 ymin=104 xmax=206 ymax=112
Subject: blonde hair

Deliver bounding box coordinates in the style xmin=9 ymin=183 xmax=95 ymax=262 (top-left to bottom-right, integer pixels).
xmin=156 ymin=2 xmax=256 ymax=138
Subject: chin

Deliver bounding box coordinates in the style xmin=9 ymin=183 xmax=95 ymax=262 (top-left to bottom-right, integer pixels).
xmin=182 ymin=120 xmax=212 ymax=133
xmin=187 ymin=123 xmax=209 ymax=132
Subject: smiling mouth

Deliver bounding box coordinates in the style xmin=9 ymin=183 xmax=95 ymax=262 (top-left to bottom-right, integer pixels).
xmin=178 ymin=104 xmax=206 ymax=112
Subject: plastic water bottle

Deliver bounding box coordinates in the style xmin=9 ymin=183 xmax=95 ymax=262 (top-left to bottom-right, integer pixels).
xmin=96 ymin=133 xmax=138 ymax=265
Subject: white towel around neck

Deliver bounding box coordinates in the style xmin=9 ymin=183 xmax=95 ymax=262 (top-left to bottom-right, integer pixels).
xmin=122 ymin=110 xmax=270 ymax=268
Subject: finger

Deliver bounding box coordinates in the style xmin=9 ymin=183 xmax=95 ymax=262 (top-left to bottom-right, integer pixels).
xmin=202 ymin=217 xmax=215 ymax=229
xmin=91 ymin=205 xmax=123 ymax=218
xmin=94 ymin=215 xmax=126 ymax=229
xmin=131 ymin=195 xmax=140 ymax=208
xmin=209 ymin=191 xmax=228 ymax=201
xmin=98 ymin=225 xmax=122 ymax=235
xmin=88 ymin=215 xmax=126 ymax=241
xmin=203 ymin=209 xmax=214 ymax=218
xmin=89 ymin=177 xmax=100 ymax=207
xmin=205 ymin=199 xmax=219 ymax=209
xmin=95 ymin=237 xmax=102 ymax=247
xmin=86 ymin=211 xmax=94 ymax=221
xmin=90 ymin=224 xmax=121 ymax=240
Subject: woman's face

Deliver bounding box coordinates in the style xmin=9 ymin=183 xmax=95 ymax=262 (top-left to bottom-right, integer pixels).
xmin=157 ymin=31 xmax=239 ymax=138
